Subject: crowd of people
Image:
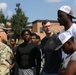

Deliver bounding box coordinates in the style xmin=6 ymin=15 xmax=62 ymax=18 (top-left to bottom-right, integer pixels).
xmin=0 ymin=5 xmax=76 ymax=75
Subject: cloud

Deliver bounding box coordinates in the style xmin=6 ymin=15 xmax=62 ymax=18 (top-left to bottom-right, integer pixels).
xmin=0 ymin=3 xmax=13 ymax=19
xmin=0 ymin=3 xmax=7 ymax=12
xmin=45 ymin=0 xmax=63 ymax=2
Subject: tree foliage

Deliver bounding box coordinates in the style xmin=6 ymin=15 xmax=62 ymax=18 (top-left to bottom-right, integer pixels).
xmin=11 ymin=3 xmax=28 ymax=38
xmin=0 ymin=9 xmax=7 ymax=24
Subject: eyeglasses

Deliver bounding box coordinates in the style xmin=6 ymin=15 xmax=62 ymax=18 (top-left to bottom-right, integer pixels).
xmin=43 ymin=25 xmax=51 ymax=28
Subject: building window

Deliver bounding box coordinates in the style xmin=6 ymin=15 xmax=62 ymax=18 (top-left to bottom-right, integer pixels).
xmin=40 ymin=27 xmax=43 ymax=33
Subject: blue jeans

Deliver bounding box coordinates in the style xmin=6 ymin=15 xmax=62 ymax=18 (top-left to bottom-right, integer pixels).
xmin=42 ymin=71 xmax=58 ymax=75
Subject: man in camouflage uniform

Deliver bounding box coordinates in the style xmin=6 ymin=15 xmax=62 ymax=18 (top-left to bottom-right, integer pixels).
xmin=0 ymin=23 xmax=14 ymax=75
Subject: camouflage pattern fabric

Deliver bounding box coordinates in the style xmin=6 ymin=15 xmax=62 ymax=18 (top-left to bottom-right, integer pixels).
xmin=0 ymin=42 xmax=14 ymax=75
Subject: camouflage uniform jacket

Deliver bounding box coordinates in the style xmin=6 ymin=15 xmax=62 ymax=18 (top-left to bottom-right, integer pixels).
xmin=0 ymin=42 xmax=14 ymax=75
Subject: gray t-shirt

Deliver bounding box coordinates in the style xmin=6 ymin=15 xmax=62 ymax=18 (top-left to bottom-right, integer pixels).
xmin=61 ymin=51 xmax=76 ymax=69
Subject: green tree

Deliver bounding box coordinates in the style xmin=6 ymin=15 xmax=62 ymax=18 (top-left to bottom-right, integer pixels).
xmin=0 ymin=9 xmax=7 ymax=24
xmin=11 ymin=3 xmax=28 ymax=39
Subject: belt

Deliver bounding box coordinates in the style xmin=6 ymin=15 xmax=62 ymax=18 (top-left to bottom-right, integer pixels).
xmin=20 ymin=66 xmax=35 ymax=69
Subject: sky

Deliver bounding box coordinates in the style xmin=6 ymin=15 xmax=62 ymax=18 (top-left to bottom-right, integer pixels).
xmin=0 ymin=0 xmax=76 ymax=22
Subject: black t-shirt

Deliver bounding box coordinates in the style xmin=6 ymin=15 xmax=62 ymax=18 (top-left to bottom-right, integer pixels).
xmin=16 ymin=42 xmax=41 ymax=74
xmin=41 ymin=34 xmax=62 ymax=73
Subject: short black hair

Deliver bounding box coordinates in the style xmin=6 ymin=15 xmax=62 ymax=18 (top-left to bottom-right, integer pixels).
xmin=21 ymin=29 xmax=31 ymax=37
xmin=36 ymin=35 xmax=40 ymax=40
xmin=31 ymin=33 xmax=37 ymax=37
xmin=10 ymin=35 xmax=16 ymax=42
xmin=70 ymin=36 xmax=74 ymax=42
xmin=42 ymin=19 xmax=50 ymax=26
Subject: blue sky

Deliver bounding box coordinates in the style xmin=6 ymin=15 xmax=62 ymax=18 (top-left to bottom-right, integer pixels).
xmin=0 ymin=0 xmax=76 ymax=22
